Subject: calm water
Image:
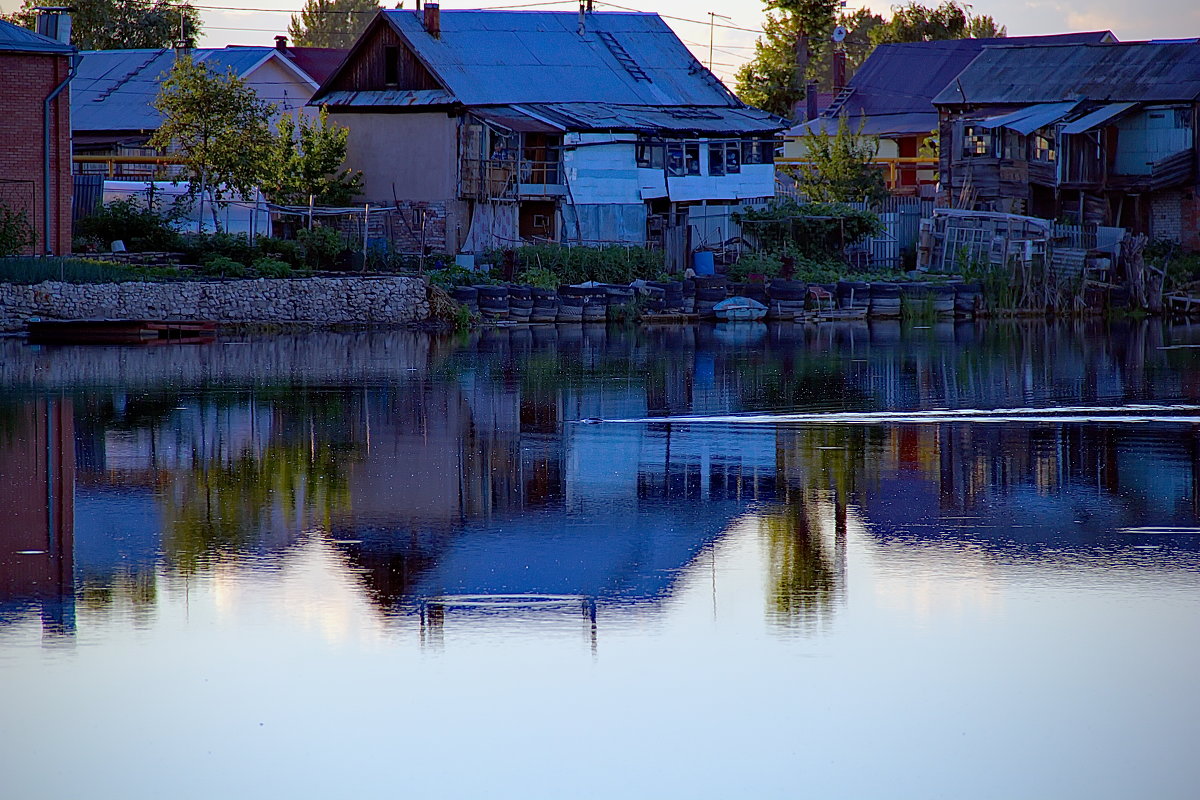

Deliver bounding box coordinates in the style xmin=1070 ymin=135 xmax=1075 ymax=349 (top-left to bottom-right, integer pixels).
xmin=2 ymin=319 xmax=1200 ymax=799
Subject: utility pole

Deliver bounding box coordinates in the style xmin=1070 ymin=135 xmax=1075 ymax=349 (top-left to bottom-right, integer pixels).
xmin=707 ymin=12 xmax=731 ymax=72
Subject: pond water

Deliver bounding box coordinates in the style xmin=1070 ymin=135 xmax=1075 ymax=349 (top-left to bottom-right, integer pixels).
xmin=2 ymin=319 xmax=1200 ymax=799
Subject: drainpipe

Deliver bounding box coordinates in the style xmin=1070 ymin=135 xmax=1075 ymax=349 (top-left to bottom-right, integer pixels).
xmin=43 ymin=58 xmax=76 ymax=256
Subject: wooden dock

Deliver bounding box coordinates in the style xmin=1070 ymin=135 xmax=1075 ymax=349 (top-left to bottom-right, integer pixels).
xmin=27 ymin=319 xmax=217 ymax=345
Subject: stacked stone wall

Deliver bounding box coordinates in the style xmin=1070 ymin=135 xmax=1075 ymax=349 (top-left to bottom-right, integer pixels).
xmin=0 ymin=276 xmax=429 ymax=331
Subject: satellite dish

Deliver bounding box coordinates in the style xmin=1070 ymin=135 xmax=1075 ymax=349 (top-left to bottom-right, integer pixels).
xmin=832 ymin=25 xmax=848 ymax=42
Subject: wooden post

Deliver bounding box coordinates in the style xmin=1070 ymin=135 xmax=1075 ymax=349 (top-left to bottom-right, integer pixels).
xmin=362 ymin=202 xmax=370 ymax=272
xmin=307 ymin=194 xmax=314 ymax=231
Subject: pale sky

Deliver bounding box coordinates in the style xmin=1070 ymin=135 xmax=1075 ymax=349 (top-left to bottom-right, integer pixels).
xmin=5 ymin=0 xmax=1199 ymax=84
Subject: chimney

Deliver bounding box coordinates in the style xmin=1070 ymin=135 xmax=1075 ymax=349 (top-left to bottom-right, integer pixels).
xmin=833 ymin=49 xmax=846 ymax=90
xmin=423 ymin=2 xmax=440 ymax=39
xmin=35 ymin=7 xmax=72 ymax=45
xmin=805 ymin=81 xmax=818 ymax=121
xmin=274 ymin=35 xmax=288 ymax=52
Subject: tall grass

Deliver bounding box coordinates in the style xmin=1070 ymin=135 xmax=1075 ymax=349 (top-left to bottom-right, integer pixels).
xmin=0 ymin=257 xmax=183 ymax=284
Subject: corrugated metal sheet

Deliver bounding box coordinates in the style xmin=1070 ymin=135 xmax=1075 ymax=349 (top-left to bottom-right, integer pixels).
xmin=72 ymin=47 xmax=310 ymax=133
xmin=977 ymin=101 xmax=1079 ymax=134
xmin=318 ymin=89 xmax=454 ymax=107
xmin=797 ymin=112 xmax=937 ymax=137
xmin=784 ymin=32 xmax=1113 ymax=138
xmin=1060 ymin=102 xmax=1139 ymax=134
xmin=934 ymin=41 xmax=1200 ymax=106
xmin=382 ymin=10 xmax=739 ymax=108
xmin=0 ymin=18 xmax=73 ymax=54
xmin=517 ymin=103 xmax=783 ymax=134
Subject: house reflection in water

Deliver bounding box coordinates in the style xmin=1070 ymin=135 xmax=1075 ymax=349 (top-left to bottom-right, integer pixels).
xmin=0 ymin=399 xmax=75 ymax=638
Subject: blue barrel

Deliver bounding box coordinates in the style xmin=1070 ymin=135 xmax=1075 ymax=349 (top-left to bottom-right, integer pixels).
xmin=692 ymin=249 xmax=715 ymax=276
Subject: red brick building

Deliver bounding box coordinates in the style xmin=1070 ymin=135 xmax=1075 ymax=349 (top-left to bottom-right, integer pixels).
xmin=0 ymin=18 xmax=74 ymax=255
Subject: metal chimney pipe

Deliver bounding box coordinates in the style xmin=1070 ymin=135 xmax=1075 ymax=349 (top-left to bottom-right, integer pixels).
xmin=424 ymin=2 xmax=440 ymax=38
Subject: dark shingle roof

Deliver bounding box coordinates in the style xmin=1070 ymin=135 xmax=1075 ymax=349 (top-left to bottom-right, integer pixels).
xmin=933 ymin=41 xmax=1200 ymax=106
xmin=0 ymin=17 xmax=73 ymax=55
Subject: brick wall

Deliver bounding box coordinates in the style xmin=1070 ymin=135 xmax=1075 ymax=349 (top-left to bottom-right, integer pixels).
xmin=0 ymin=52 xmax=72 ymax=255
xmin=1182 ymin=188 xmax=1200 ymax=252
xmin=334 ymin=201 xmax=450 ymax=254
xmin=1149 ymin=190 xmax=1185 ymax=243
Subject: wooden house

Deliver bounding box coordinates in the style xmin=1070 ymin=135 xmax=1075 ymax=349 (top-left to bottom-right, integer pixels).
xmin=933 ymin=41 xmax=1200 ymax=247
xmin=309 ymin=6 xmax=785 ymax=254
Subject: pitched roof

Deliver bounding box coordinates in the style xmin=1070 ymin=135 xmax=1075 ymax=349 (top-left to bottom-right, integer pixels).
xmin=72 ymin=47 xmax=318 ymax=133
xmin=284 ymin=47 xmax=347 ymax=85
xmin=788 ymin=31 xmax=1115 ymax=137
xmin=0 ymin=17 xmax=73 ymax=55
xmin=320 ymin=10 xmax=742 ymax=108
xmin=933 ymin=41 xmax=1200 ymax=106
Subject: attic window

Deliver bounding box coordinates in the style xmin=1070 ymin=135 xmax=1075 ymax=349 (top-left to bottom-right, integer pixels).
xmin=384 ymin=45 xmax=399 ymax=85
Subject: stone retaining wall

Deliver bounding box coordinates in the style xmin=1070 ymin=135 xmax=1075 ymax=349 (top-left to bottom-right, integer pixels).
xmin=0 ymin=276 xmax=430 ymax=331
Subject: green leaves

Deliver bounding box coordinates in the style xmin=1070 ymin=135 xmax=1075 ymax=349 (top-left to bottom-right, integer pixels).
xmin=791 ymin=114 xmax=888 ymax=205
xmin=150 ymin=55 xmax=275 ymax=206
xmin=3 ymin=0 xmax=201 ymax=49
xmin=869 ymin=2 xmax=1006 ymax=46
xmin=260 ymin=109 xmax=363 ymax=207
xmin=288 ymin=0 xmax=380 ymax=48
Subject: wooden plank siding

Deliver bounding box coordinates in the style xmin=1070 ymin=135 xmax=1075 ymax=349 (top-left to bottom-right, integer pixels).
xmin=328 ymin=21 xmax=442 ymax=94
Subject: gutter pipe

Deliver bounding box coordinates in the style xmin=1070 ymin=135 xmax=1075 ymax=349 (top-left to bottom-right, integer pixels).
xmin=43 ymin=57 xmax=76 ymax=255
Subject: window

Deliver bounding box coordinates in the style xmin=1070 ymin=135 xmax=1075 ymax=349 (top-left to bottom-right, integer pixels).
xmin=636 ymin=138 xmax=665 ymax=169
xmin=1033 ymin=131 xmax=1056 ymax=162
xmin=384 ymin=45 xmax=399 ymax=85
xmin=741 ymin=138 xmax=776 ymax=165
xmin=666 ymin=141 xmax=702 ymax=177
xmin=709 ymin=141 xmax=741 ymax=176
xmin=962 ymin=125 xmax=992 ymax=157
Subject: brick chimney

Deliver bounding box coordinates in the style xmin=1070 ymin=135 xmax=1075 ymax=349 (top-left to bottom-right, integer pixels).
xmin=274 ymin=35 xmax=288 ymax=52
xmin=423 ymin=2 xmax=440 ymax=39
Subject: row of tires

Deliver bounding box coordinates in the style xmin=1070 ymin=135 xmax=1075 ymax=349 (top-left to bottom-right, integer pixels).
xmin=451 ymin=280 xmax=986 ymax=320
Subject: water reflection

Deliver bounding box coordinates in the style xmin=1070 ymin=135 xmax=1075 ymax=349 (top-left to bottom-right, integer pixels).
xmin=1 ymin=319 xmax=1199 ymax=643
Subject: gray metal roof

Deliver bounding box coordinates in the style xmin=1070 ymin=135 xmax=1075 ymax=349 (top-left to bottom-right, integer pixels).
xmin=976 ymin=101 xmax=1079 ymax=135
xmin=0 ymin=17 xmax=73 ymax=54
xmin=933 ymin=41 xmax=1200 ymax=106
xmin=1059 ymin=102 xmax=1138 ymax=134
xmin=516 ymin=102 xmax=784 ymax=135
xmin=72 ymin=47 xmax=305 ymax=133
xmin=380 ymin=10 xmax=740 ymax=107
xmin=317 ymin=88 xmax=455 ymax=108
xmin=785 ymin=32 xmax=1114 ymax=138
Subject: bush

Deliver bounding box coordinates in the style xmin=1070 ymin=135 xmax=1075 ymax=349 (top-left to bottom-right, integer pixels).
xmin=200 ymin=254 xmax=247 ymax=278
xmin=515 ymin=266 xmax=559 ymax=289
xmin=180 ymin=231 xmax=257 ymax=267
xmin=75 ymin=198 xmax=183 ymax=252
xmin=251 ymin=257 xmax=293 ymax=278
xmin=0 ymin=203 xmax=34 ymax=257
xmin=428 ymin=264 xmax=496 ymax=289
xmin=297 ymin=226 xmax=346 ymax=268
xmin=255 ymin=236 xmax=303 ymax=268
xmin=733 ymin=201 xmax=884 ymax=260
xmin=496 ymin=244 xmax=664 ymax=285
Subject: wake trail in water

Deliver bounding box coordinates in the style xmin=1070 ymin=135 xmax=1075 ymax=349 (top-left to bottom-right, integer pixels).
xmin=584 ymin=403 xmax=1200 ymax=426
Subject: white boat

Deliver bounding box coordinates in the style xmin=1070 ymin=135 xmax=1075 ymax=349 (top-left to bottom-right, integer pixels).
xmin=713 ymin=296 xmax=768 ymax=321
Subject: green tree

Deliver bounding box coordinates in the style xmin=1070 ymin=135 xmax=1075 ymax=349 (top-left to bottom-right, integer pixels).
xmin=791 ymin=114 xmax=887 ymax=204
xmin=2 ymin=0 xmax=200 ymax=49
xmin=869 ymin=1 xmax=1005 ymax=45
xmin=150 ymin=55 xmax=275 ymax=228
xmin=260 ymin=109 xmax=363 ymax=206
xmin=288 ymin=0 xmax=380 ymax=48
xmin=735 ymin=0 xmax=881 ymax=119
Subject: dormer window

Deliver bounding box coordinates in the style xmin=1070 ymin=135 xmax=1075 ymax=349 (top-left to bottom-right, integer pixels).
xmin=384 ymin=46 xmax=399 ymax=85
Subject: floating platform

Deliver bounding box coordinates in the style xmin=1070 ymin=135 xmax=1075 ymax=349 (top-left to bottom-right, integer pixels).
xmin=26 ymin=319 xmax=217 ymax=345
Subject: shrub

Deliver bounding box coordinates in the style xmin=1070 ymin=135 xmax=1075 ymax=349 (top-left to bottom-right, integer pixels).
xmin=201 ymin=254 xmax=247 ymax=278
xmin=180 ymin=231 xmax=257 ymax=267
xmin=75 ymin=198 xmax=183 ymax=252
xmin=515 ymin=266 xmax=558 ymax=289
xmin=733 ymin=201 xmax=884 ymax=260
xmin=428 ymin=264 xmax=495 ymax=288
xmin=0 ymin=203 xmax=34 ymax=257
xmin=251 ymin=257 xmax=293 ymax=278
xmin=255 ymin=236 xmax=303 ymax=268
xmin=495 ymin=244 xmax=664 ymax=285
xmin=297 ymin=225 xmax=346 ymax=268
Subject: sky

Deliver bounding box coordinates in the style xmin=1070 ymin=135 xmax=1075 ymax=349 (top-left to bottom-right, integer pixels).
xmin=3 ymin=0 xmax=1198 ymax=84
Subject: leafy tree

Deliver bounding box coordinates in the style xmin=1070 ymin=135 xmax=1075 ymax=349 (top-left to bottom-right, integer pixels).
xmin=869 ymin=1 xmax=1005 ymax=45
xmin=150 ymin=55 xmax=275 ymax=229
xmin=789 ymin=114 xmax=887 ymax=204
xmin=260 ymin=109 xmax=363 ymax=206
xmin=288 ymin=0 xmax=380 ymax=48
xmin=2 ymin=0 xmax=200 ymax=49
xmin=735 ymin=0 xmax=881 ymax=119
